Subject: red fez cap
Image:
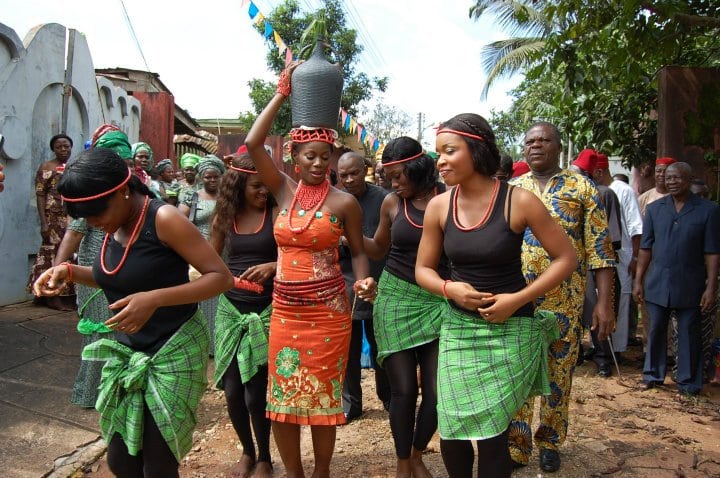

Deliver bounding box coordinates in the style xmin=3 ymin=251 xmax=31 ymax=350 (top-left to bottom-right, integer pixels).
xmin=572 ymin=149 xmax=598 ymax=173
xmin=595 ymin=153 xmax=609 ymax=169
xmin=656 ymin=157 xmax=676 ymax=166
xmin=511 ymin=161 xmax=530 ymax=178
xmin=236 ymin=144 xmax=249 ymax=155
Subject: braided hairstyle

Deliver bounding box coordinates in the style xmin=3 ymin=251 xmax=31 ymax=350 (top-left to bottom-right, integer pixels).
xmin=438 ymin=113 xmax=500 ymax=176
xmin=381 ymin=136 xmax=438 ymax=195
xmin=58 ymin=148 xmax=152 ymax=219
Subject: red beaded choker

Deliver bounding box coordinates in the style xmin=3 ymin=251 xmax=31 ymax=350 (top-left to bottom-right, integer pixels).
xmin=288 ymin=179 xmax=330 ymax=234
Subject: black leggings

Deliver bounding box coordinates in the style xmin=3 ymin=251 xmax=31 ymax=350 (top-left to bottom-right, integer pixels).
xmin=107 ymin=405 xmax=179 ymax=478
xmin=223 ymin=357 xmax=272 ymax=463
xmin=440 ymin=428 xmax=511 ymax=478
xmin=383 ymin=339 xmax=438 ymax=459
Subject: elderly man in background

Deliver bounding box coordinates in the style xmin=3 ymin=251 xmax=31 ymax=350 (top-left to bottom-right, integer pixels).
xmin=633 ymin=162 xmax=720 ymax=397
xmin=593 ymin=153 xmax=643 ymax=356
xmin=509 ymin=123 xmax=616 ymax=472
xmin=337 ymin=151 xmax=391 ymax=421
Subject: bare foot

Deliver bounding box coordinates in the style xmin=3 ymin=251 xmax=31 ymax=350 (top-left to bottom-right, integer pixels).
xmin=229 ymin=454 xmax=255 ymax=478
xmin=410 ymin=449 xmax=433 ymax=478
xmin=252 ymin=460 xmax=273 ymax=478
xmin=395 ymin=458 xmax=412 ymax=478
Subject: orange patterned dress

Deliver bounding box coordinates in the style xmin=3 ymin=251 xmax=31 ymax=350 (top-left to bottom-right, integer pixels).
xmin=267 ymin=208 xmax=351 ymax=425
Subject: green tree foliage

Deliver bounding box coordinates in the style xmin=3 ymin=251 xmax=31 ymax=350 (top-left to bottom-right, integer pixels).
xmin=357 ymin=99 xmax=413 ymax=156
xmin=473 ymin=0 xmax=720 ymax=166
xmin=238 ymin=0 xmax=388 ymax=135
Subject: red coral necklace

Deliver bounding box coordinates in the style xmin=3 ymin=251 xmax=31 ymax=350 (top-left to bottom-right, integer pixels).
xmin=100 ymin=196 xmax=151 ymax=275
xmin=288 ymin=179 xmax=330 ymax=234
xmin=453 ymin=179 xmax=499 ymax=231
xmin=234 ymin=206 xmax=266 ymax=235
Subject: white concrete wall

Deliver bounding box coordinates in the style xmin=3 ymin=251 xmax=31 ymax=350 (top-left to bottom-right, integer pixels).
xmin=0 ymin=22 xmax=141 ymax=305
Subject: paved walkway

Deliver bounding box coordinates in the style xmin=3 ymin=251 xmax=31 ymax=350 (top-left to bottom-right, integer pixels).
xmin=0 ymin=301 xmax=103 ymax=478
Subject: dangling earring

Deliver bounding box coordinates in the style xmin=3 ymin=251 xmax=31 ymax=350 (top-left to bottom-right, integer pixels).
xmin=125 ymin=194 xmax=129 ymax=199
xmin=294 ymin=165 xmax=300 ymax=174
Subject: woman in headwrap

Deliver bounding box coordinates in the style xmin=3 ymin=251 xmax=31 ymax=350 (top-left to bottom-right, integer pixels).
xmin=33 ymin=147 xmax=232 ymax=478
xmin=54 ymin=124 xmax=135 ymax=407
xmin=180 ymin=155 xmax=225 ymax=353
xmin=209 ymin=147 xmax=277 ymax=478
xmin=154 ymin=159 xmax=179 ymax=206
xmin=27 ymin=133 xmax=76 ymax=311
xmin=131 ymin=142 xmax=158 ymax=194
xmin=415 ymin=113 xmax=575 ymax=478
xmin=177 ymin=152 xmax=203 ymax=203
xmin=245 ymin=63 xmax=376 ymax=478
xmin=363 ymin=136 xmax=448 ymax=478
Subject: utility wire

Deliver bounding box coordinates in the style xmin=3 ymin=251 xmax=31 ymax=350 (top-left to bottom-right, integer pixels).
xmin=118 ymin=0 xmax=151 ymax=72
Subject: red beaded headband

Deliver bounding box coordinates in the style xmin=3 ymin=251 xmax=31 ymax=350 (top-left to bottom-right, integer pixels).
xmin=61 ymin=168 xmax=133 ymax=202
xmin=229 ymin=165 xmax=258 ymax=174
xmin=436 ymin=128 xmax=485 ymax=142
xmin=383 ymin=151 xmax=424 ymax=166
xmin=289 ymin=127 xmax=337 ymax=145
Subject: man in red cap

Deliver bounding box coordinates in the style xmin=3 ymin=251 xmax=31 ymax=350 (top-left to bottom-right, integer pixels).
xmin=638 ymin=157 xmax=676 ymax=216
xmin=572 ymin=150 xmax=623 ymax=377
xmin=593 ymin=153 xmax=643 ymax=358
xmin=511 ymin=160 xmax=530 ymax=178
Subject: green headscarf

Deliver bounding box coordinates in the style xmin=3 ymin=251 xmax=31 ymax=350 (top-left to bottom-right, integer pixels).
xmin=155 ymin=158 xmax=174 ymax=173
xmin=93 ymin=130 xmax=132 ymax=160
xmin=179 ymin=153 xmax=202 ymax=170
xmin=197 ymin=155 xmax=226 ymax=176
xmin=131 ymin=142 xmax=154 ymax=170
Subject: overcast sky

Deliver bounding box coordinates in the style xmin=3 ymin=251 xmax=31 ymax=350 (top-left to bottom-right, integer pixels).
xmin=3 ymin=0 xmax=521 ymax=141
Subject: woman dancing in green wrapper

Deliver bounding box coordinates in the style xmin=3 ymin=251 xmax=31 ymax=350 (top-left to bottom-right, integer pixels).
xmin=416 ymin=113 xmax=576 ymax=478
xmin=210 ymin=148 xmax=277 ymax=478
xmin=34 ymin=148 xmax=232 ymax=478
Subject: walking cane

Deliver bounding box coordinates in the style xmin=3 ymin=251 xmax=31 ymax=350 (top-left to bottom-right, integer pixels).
xmin=606 ymin=335 xmax=623 ymax=379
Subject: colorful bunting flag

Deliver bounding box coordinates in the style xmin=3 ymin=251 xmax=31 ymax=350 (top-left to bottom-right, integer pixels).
xmin=264 ymin=20 xmax=273 ymax=38
xmin=248 ymin=1 xmax=259 ymax=19
xmin=274 ymin=31 xmax=286 ymax=54
xmin=255 ymin=12 xmax=265 ymax=26
xmin=285 ymin=48 xmax=293 ymax=66
xmin=373 ymin=139 xmax=380 ymax=151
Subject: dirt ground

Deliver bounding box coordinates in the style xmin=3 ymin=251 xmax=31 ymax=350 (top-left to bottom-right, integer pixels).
xmin=81 ymin=343 xmax=720 ymax=478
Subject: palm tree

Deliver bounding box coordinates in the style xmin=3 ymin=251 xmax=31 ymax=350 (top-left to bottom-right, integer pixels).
xmin=469 ymin=0 xmax=553 ymax=99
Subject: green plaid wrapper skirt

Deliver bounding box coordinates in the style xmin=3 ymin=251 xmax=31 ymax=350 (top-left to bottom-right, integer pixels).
xmin=82 ymin=310 xmax=209 ymax=461
xmin=213 ymin=294 xmax=271 ymax=388
xmin=438 ymin=304 xmax=560 ymax=440
xmin=373 ymin=270 xmax=444 ymax=365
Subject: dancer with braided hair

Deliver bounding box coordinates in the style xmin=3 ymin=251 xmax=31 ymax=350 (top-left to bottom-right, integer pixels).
xmin=416 ymin=113 xmax=576 ymax=478
xmin=245 ymin=63 xmax=377 ymax=478
xmin=33 ymin=148 xmax=232 ymax=477
xmin=363 ymin=136 xmax=448 ymax=478
xmin=210 ymin=148 xmax=277 ymax=478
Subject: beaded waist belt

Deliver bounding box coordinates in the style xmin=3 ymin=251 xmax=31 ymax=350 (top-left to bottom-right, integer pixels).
xmin=273 ymin=274 xmax=345 ymax=305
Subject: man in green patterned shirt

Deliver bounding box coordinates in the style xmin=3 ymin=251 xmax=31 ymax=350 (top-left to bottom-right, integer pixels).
xmin=508 ymin=122 xmax=616 ymax=472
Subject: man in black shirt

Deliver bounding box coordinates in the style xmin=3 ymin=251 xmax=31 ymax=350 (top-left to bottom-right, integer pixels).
xmin=338 ymin=151 xmax=391 ymax=421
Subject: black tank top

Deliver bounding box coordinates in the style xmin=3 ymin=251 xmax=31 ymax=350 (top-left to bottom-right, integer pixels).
xmin=224 ymin=205 xmax=277 ymax=313
xmin=93 ymin=199 xmax=197 ymax=354
xmin=444 ymin=181 xmax=534 ymax=317
xmin=385 ymin=185 xmax=450 ymax=284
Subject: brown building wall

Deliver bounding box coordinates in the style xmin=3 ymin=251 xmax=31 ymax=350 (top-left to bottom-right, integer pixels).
xmin=658 ymin=66 xmax=720 ymax=195
xmin=132 ymin=91 xmax=175 ymax=162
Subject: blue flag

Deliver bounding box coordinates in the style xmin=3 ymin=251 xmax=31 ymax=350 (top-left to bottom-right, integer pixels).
xmin=248 ymin=1 xmax=259 ymax=19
